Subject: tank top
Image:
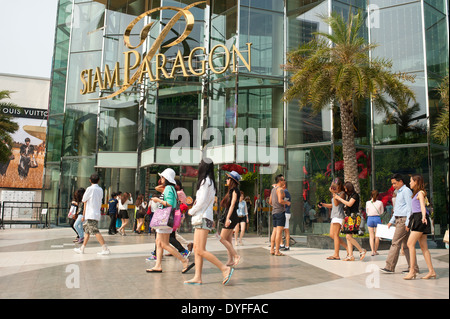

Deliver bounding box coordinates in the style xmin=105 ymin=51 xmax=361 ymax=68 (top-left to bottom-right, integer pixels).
xmin=270 ymin=186 xmax=284 ymax=215
xmin=411 ymin=192 xmax=421 ymax=213
xmin=331 ymin=192 xmax=345 ymax=219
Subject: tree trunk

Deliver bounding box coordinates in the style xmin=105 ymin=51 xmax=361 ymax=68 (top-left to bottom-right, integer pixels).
xmin=339 ymin=100 xmax=361 ymax=195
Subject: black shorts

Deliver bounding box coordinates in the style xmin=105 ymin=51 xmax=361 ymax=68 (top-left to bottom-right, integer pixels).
xmin=408 ymin=212 xmax=431 ymax=234
xmin=118 ymin=209 xmax=129 ymax=219
xmin=237 ymin=216 xmax=247 ymax=223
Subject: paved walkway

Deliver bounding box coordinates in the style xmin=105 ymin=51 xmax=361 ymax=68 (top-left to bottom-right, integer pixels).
xmin=0 ymin=228 xmax=448 ymax=301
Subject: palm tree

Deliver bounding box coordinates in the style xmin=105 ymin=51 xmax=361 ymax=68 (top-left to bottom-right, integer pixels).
xmin=432 ymin=74 xmax=449 ymax=144
xmin=283 ymin=10 xmax=415 ymax=194
xmin=0 ymin=90 xmax=20 ymax=163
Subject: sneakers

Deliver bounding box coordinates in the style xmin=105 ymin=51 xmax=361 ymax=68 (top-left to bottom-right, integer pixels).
xmin=146 ymin=252 xmax=157 ymax=261
xmin=380 ymin=268 xmax=394 ymax=274
xmin=283 ymin=247 xmax=290 ymax=251
xmin=97 ymin=249 xmax=111 ymax=255
xmin=182 ymin=249 xmax=191 ymax=259
xmin=74 ymin=246 xmax=85 ymax=254
xmin=74 ymin=246 xmax=110 ymax=255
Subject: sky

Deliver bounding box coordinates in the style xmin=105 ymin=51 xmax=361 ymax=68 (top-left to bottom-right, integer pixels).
xmin=0 ymin=0 xmax=59 ymax=79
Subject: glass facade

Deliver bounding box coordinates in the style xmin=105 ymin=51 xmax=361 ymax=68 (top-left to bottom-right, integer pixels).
xmin=44 ymin=0 xmax=449 ymax=235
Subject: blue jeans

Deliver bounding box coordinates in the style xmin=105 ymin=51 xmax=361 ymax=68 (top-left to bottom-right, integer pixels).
xmin=74 ymin=215 xmax=84 ymax=238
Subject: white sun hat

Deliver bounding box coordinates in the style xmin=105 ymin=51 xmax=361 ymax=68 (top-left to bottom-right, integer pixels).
xmin=158 ymin=168 xmax=176 ymax=185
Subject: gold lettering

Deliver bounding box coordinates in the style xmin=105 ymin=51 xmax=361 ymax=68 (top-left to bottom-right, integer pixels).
xmin=80 ymin=70 xmax=88 ymax=95
xmin=155 ymin=53 xmax=171 ymax=80
xmin=209 ymin=44 xmax=230 ymax=75
xmin=170 ymin=51 xmax=189 ymax=78
xmin=103 ymin=62 xmax=121 ymax=89
xmin=232 ymin=43 xmax=252 ymax=73
xmin=188 ymin=47 xmax=206 ymax=76
xmin=92 ymin=67 xmax=104 ymax=91
xmin=87 ymin=69 xmax=94 ymax=93
xmin=139 ymin=57 xmax=155 ymax=83
xmin=124 ymin=50 xmax=141 ymax=85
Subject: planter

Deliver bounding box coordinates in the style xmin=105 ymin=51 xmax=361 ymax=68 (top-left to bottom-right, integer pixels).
xmin=306 ymin=234 xmax=391 ymax=250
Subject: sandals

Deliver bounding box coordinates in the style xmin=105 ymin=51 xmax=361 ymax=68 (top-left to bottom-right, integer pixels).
xmin=359 ymin=249 xmax=367 ymax=261
xmin=274 ymin=252 xmax=285 ymax=256
xmin=222 ymin=267 xmax=235 ymax=285
xmin=181 ymin=263 xmax=195 ymax=274
xmin=327 ymin=256 xmax=340 ymax=260
xmin=342 ymin=255 xmax=355 ymax=261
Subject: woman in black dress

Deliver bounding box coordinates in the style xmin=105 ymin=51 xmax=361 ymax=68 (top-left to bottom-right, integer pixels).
xmin=334 ymin=182 xmax=367 ymax=261
xmin=219 ymin=171 xmax=242 ymax=267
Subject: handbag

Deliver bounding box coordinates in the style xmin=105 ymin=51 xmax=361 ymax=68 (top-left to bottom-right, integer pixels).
xmin=172 ymin=209 xmax=182 ymax=231
xmin=342 ymin=213 xmax=362 ymax=234
xmin=190 ymin=195 xmax=215 ymax=226
xmin=444 ymin=229 xmax=449 ymax=244
xmin=150 ymin=206 xmax=175 ymax=230
xmin=68 ymin=205 xmax=77 ymax=219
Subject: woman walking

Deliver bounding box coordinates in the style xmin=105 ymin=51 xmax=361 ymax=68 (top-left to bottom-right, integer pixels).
xmin=366 ymin=190 xmax=384 ymax=256
xmin=146 ymin=168 xmax=194 ymax=274
xmin=404 ymin=174 xmax=436 ymax=280
xmin=219 ymin=171 xmax=242 ymax=267
xmin=117 ymin=192 xmax=133 ymax=236
xmin=334 ymin=182 xmax=367 ymax=261
xmin=184 ymin=159 xmax=235 ymax=285
xmin=73 ymin=188 xmax=86 ymax=244
xmin=318 ymin=178 xmax=348 ymax=260
xmin=134 ymin=194 xmax=147 ymax=234
xmin=234 ymin=191 xmax=249 ymax=246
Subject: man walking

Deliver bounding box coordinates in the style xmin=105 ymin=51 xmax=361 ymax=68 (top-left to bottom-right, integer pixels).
xmin=269 ymin=174 xmax=291 ymax=256
xmin=74 ymin=173 xmax=110 ymax=255
xmin=380 ymin=173 xmax=417 ymax=274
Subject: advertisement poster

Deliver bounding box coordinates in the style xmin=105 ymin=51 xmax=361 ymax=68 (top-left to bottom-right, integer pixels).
xmin=0 ymin=107 xmax=47 ymax=189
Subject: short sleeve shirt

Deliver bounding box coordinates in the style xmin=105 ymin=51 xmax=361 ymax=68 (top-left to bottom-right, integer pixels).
xmin=82 ymin=184 xmax=103 ymax=221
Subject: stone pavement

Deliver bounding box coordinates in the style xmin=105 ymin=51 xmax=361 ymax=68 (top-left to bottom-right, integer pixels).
xmin=0 ymin=227 xmax=448 ymax=302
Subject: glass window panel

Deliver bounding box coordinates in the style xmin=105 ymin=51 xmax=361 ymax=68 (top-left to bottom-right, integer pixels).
xmin=241 ymin=0 xmax=284 ymax=12
xmin=70 ymin=1 xmax=105 ymax=52
xmin=208 ymin=79 xmax=237 ymax=146
xmin=66 ymin=51 xmax=103 ymax=103
xmin=286 ymin=145 xmax=333 ymax=234
xmin=156 ymin=84 xmax=201 ymax=147
xmin=239 ymin=7 xmax=283 ymax=76
xmin=63 ymin=103 xmax=98 ymax=157
xmin=373 ymin=146 xmax=430 ymax=194
xmin=373 ymin=72 xmax=428 ymax=145
xmin=370 ymin=2 xmax=424 ymax=73
xmin=99 ymin=101 xmax=139 ymax=152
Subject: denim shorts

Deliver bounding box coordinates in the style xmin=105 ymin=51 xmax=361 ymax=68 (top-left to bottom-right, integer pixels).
xmin=272 ymin=212 xmax=286 ymax=227
xmin=367 ymin=216 xmax=382 ymax=228
xmin=193 ymin=218 xmax=214 ymax=231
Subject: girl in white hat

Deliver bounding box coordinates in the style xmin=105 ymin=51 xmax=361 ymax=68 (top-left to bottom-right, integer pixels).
xmin=146 ymin=168 xmax=194 ymax=274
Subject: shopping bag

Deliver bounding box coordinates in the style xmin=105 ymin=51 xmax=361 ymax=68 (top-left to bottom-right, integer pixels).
xmin=150 ymin=206 xmax=174 ymax=230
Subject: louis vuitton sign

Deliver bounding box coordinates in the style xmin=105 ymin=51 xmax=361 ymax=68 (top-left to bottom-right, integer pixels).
xmin=80 ymin=1 xmax=252 ymax=100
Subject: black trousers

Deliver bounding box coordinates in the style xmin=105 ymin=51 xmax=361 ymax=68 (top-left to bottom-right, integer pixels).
xmin=170 ymin=231 xmax=185 ymax=253
xmin=108 ymin=213 xmax=117 ymax=234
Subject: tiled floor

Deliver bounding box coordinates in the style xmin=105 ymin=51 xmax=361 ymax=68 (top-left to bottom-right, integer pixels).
xmin=0 ymin=227 xmax=448 ymax=300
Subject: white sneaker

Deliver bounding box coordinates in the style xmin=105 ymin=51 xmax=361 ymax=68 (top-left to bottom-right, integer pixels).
xmin=74 ymin=247 xmax=84 ymax=254
xmin=97 ymin=249 xmax=110 ymax=255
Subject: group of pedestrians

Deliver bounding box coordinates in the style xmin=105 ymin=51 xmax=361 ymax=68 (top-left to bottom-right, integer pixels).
xmin=68 ymin=166 xmax=437 ymax=285
xmin=380 ymin=174 xmax=436 ymax=280
xmin=146 ymin=159 xmax=239 ymax=285
xmin=316 ymin=172 xmax=436 ymax=280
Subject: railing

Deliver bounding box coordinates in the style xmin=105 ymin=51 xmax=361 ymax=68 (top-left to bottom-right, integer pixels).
xmin=1 ymin=201 xmax=49 ymax=229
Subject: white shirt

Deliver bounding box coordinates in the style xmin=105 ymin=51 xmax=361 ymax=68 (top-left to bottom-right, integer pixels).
xmin=366 ymin=199 xmax=384 ymax=217
xmin=82 ymin=183 xmax=103 ymax=221
xmin=118 ymin=198 xmax=133 ymax=210
xmin=188 ymin=177 xmax=215 ymax=221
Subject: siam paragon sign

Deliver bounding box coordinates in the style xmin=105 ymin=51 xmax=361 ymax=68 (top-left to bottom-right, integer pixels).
xmin=80 ymin=1 xmax=252 ymax=100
